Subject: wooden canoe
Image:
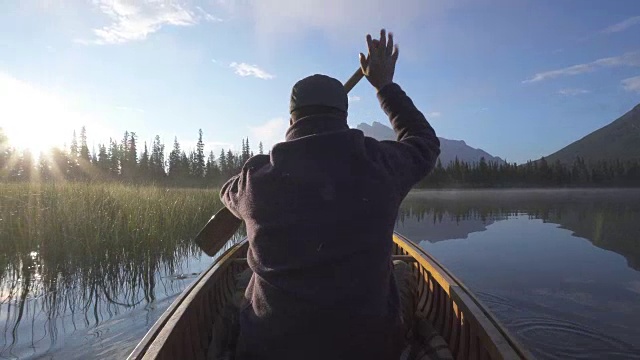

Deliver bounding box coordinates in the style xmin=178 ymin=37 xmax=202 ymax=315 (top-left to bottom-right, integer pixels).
xmin=128 ymin=233 xmax=533 ymax=359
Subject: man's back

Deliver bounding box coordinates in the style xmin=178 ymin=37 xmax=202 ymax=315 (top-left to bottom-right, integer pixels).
xmin=219 ymin=30 xmax=440 ymax=359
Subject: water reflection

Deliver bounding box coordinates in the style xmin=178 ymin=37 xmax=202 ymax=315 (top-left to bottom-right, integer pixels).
xmin=396 ymin=189 xmax=640 ymax=271
xmin=396 ymin=189 xmax=640 ymax=359
xmin=1 ymin=245 xmax=191 ymax=358
xmin=1 ymin=216 xmax=245 ymax=359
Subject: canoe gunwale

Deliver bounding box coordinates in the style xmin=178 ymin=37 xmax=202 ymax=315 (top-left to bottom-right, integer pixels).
xmin=127 ymin=239 xmax=248 ymax=360
xmin=392 ymin=233 xmax=533 ymax=359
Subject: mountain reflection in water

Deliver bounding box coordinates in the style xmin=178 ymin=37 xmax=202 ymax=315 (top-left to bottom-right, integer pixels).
xmin=395 ymin=189 xmax=640 ymax=359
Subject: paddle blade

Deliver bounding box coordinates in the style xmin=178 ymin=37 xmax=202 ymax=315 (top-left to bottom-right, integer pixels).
xmin=195 ymin=207 xmax=243 ymax=256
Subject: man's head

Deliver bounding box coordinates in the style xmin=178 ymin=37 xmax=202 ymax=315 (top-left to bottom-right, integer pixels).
xmin=289 ymin=74 xmax=348 ymax=123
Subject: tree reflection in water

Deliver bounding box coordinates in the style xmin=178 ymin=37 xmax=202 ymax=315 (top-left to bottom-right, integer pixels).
xmin=396 ymin=189 xmax=640 ymax=271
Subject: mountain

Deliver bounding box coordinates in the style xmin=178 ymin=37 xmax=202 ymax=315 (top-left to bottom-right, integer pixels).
xmin=544 ymin=103 xmax=640 ymax=164
xmin=357 ymin=121 xmax=505 ymax=165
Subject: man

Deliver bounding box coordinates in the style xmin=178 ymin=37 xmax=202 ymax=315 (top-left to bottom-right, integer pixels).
xmin=221 ymin=29 xmax=440 ymax=359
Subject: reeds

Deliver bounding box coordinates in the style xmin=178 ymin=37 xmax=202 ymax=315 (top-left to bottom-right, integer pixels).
xmin=0 ymin=182 xmax=235 ymax=355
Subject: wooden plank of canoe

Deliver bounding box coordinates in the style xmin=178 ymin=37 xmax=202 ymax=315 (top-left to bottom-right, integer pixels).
xmin=127 ymin=241 xmax=248 ymax=360
xmin=393 ymin=233 xmax=533 ymax=360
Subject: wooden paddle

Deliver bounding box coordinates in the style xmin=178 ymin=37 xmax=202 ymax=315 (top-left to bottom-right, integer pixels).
xmin=195 ymin=67 xmax=365 ymax=256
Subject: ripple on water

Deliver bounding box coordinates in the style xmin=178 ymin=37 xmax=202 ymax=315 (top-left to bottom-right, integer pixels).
xmin=476 ymin=291 xmax=640 ymax=360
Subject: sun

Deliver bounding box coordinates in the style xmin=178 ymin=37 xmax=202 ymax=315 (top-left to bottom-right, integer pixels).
xmin=3 ymin=120 xmax=67 ymax=157
xmin=1 ymin=72 xmax=80 ymax=157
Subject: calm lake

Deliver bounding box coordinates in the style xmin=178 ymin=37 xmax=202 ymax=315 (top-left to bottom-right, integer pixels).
xmin=2 ymin=189 xmax=640 ymax=359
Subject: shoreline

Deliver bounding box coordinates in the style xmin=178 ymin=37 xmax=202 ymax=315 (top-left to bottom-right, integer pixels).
xmin=407 ymin=187 xmax=640 ymax=201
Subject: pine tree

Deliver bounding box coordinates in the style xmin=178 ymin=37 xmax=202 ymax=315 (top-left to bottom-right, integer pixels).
xmin=80 ymin=126 xmax=90 ymax=162
xmin=91 ymin=146 xmax=98 ymax=164
xmin=127 ymin=132 xmax=138 ymax=179
xmin=140 ymin=141 xmax=150 ymax=180
xmin=259 ymin=141 xmax=264 ymax=155
xmin=205 ymin=150 xmax=220 ymax=183
xmin=226 ymin=149 xmax=235 ymax=177
xmin=12 ymin=150 xmax=33 ymax=181
xmin=219 ymin=149 xmax=227 ymax=176
xmin=97 ymin=144 xmax=110 ymax=174
xmin=150 ymin=135 xmax=166 ymax=179
xmin=180 ymin=151 xmax=189 ymax=180
xmin=193 ymin=129 xmax=205 ymax=178
xmin=241 ymin=138 xmax=248 ymax=163
xmin=51 ymin=147 xmax=71 ymax=180
xmin=168 ymin=137 xmax=184 ymax=180
xmin=70 ymin=130 xmax=79 ymax=158
xmin=68 ymin=130 xmax=80 ymax=179
xmin=119 ymin=131 xmax=130 ymax=178
xmin=188 ymin=150 xmax=197 ymax=177
xmin=108 ymin=138 xmax=120 ymax=177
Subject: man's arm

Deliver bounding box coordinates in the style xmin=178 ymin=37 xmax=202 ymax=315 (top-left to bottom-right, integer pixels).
xmin=360 ymin=29 xmax=441 ymax=191
xmin=220 ymin=173 xmax=242 ymax=219
xmin=376 ymin=83 xmax=440 ymax=187
xmin=219 ymin=155 xmax=270 ymax=219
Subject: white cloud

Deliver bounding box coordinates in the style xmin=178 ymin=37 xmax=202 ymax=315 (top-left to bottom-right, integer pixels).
xmin=230 ymin=62 xmax=275 ymax=79
xmin=426 ymin=111 xmax=442 ymax=118
xmin=249 ymin=118 xmax=288 ymax=147
xmin=601 ymin=16 xmax=640 ymax=34
xmin=348 ymin=95 xmax=361 ymax=103
xmin=622 ymin=75 xmax=640 ymax=93
xmin=558 ymin=88 xmax=590 ymax=96
xmin=195 ymin=6 xmax=222 ymax=22
xmin=523 ymin=52 xmax=640 ymax=83
xmin=84 ymin=0 xmax=218 ymax=45
xmin=523 ymin=64 xmax=593 ymax=83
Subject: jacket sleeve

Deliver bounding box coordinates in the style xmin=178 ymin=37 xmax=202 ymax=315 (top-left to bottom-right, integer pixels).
xmin=220 ymin=174 xmax=242 ymax=218
xmin=373 ymin=83 xmax=441 ymax=192
xmin=220 ymin=155 xmax=270 ymax=219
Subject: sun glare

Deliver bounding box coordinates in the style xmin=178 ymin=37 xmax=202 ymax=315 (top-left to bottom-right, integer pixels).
xmin=4 ymin=121 xmax=66 ymax=158
xmin=1 ymin=72 xmax=81 ymax=157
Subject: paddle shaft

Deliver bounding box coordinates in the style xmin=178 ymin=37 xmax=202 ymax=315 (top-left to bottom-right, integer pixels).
xmin=195 ymin=67 xmax=365 ymax=256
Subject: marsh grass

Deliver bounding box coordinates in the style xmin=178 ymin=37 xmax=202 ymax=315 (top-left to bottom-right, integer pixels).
xmin=0 ymin=182 xmax=230 ymax=353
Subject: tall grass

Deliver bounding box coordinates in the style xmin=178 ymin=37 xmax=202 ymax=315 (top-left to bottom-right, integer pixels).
xmin=1 ymin=182 xmax=222 ymax=254
xmin=0 ymin=182 xmax=230 ymax=354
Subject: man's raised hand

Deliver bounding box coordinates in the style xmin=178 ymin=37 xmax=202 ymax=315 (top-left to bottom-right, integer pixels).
xmin=359 ymin=29 xmax=399 ymax=92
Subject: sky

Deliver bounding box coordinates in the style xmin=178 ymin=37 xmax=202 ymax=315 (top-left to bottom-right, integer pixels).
xmin=0 ymin=0 xmax=639 ymax=163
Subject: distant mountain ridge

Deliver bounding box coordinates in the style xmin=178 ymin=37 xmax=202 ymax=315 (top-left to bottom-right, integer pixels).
xmin=544 ymin=103 xmax=640 ymax=164
xmin=357 ymin=121 xmax=505 ymax=165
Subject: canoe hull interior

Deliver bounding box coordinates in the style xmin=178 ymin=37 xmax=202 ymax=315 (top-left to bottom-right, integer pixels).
xmin=128 ymin=234 xmax=532 ymax=360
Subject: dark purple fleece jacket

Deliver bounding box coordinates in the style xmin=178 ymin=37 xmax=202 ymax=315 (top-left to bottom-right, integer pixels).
xmin=220 ymin=83 xmax=440 ymax=360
